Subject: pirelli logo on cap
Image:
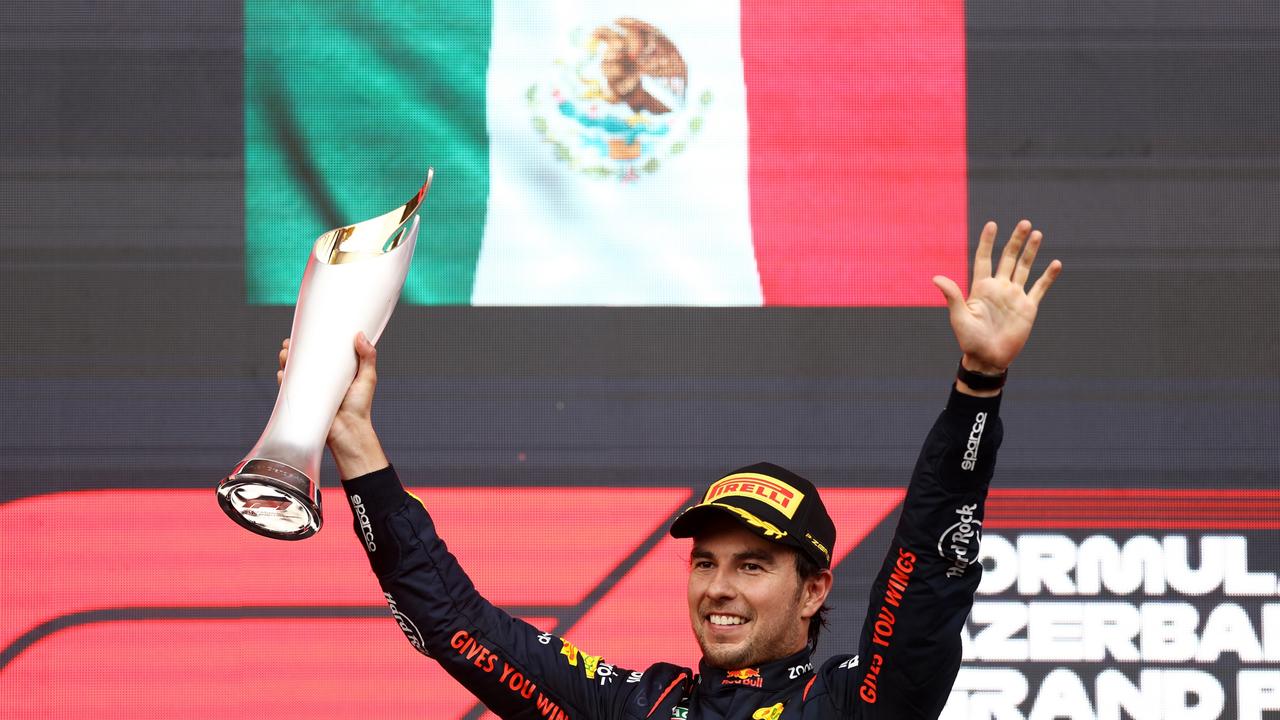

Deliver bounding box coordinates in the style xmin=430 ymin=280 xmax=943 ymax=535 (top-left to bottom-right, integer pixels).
xmin=704 ymin=473 xmax=805 ymax=519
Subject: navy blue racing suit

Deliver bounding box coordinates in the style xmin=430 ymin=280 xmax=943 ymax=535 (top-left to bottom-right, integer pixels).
xmin=342 ymin=387 xmax=1001 ymax=719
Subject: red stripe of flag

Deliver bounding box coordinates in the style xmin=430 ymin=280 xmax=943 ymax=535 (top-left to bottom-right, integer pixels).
xmin=741 ymin=0 xmax=968 ymax=306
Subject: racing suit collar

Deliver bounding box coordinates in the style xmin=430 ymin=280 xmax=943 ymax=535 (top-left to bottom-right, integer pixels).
xmin=697 ymin=646 xmax=815 ymax=695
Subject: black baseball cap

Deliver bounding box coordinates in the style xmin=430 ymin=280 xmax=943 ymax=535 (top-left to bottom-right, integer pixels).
xmin=670 ymin=462 xmax=836 ymax=569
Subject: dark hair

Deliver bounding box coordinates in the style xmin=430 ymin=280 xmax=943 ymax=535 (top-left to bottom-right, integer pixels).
xmin=794 ymin=551 xmax=830 ymax=647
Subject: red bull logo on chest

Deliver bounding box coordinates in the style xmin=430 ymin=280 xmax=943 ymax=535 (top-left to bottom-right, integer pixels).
xmin=722 ymin=667 xmax=764 ymax=688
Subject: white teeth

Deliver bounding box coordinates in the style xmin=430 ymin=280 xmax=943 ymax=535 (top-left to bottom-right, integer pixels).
xmin=709 ymin=614 xmax=747 ymax=626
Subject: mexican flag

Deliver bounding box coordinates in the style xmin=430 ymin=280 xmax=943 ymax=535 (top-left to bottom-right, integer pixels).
xmin=246 ymin=0 xmax=967 ymax=306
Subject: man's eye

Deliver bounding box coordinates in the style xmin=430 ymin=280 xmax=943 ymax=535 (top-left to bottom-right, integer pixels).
xmin=693 ymin=560 xmax=714 ymax=570
xmin=742 ymin=563 xmax=762 ymax=572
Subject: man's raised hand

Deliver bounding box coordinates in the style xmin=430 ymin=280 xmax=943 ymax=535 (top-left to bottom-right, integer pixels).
xmin=932 ymin=220 xmax=1062 ymax=373
xmin=276 ymin=333 xmax=387 ymax=479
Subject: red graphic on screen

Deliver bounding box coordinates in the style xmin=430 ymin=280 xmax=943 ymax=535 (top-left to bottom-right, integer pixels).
xmin=3 ymin=617 xmax=556 ymax=718
xmin=0 ymin=485 xmax=906 ymax=718
xmin=985 ymin=488 xmax=1280 ymax=530
xmin=0 ymin=487 xmax=685 ymax=717
xmin=741 ymin=0 xmax=968 ymax=306
xmin=32 ymin=484 xmax=1280 ymax=712
xmin=16 ymin=487 xmax=1262 ymax=717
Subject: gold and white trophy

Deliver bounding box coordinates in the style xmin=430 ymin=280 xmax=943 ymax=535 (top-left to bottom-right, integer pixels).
xmin=217 ymin=171 xmax=432 ymax=540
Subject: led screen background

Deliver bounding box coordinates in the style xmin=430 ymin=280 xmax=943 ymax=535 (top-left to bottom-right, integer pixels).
xmin=1 ymin=1 xmax=1277 ymax=718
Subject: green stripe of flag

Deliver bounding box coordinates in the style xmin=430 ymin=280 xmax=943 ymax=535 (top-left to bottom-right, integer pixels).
xmin=245 ymin=1 xmax=491 ymax=305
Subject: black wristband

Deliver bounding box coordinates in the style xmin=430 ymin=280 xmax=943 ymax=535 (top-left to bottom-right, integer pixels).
xmin=957 ymin=360 xmax=1007 ymax=390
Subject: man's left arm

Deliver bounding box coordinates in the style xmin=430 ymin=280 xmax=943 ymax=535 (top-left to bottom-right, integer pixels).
xmin=843 ymin=385 xmax=1002 ymax=719
xmin=829 ymin=220 xmax=1062 ymax=718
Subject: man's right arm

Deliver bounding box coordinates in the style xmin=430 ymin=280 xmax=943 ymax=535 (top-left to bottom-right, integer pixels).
xmin=316 ymin=337 xmax=684 ymax=719
xmin=341 ymin=463 xmax=679 ymax=718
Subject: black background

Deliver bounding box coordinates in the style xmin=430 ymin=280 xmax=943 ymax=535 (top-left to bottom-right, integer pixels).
xmin=3 ymin=1 xmax=1275 ymax=502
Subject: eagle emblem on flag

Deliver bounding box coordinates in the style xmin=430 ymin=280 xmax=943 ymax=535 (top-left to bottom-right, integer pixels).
xmin=527 ymin=18 xmax=712 ymax=183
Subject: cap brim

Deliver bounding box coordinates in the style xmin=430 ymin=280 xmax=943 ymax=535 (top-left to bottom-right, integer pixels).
xmin=671 ymin=501 xmax=830 ymax=569
xmin=670 ymin=503 xmax=741 ymax=538
xmin=671 ymin=502 xmax=794 ymax=548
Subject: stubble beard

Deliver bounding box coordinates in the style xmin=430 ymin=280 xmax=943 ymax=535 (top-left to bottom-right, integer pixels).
xmin=695 ymin=623 xmax=759 ymax=669
xmin=694 ymin=594 xmax=805 ymax=669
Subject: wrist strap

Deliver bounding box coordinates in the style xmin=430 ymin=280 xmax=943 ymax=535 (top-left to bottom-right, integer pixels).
xmin=957 ymin=360 xmax=1007 ymax=390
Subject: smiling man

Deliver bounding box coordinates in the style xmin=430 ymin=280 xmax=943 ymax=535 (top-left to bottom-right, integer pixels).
xmin=299 ymin=220 xmax=1061 ymax=718
xmin=676 ymin=465 xmax=835 ymax=676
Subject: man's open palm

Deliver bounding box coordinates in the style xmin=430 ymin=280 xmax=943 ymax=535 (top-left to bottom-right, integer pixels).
xmin=932 ymin=220 xmax=1062 ymax=371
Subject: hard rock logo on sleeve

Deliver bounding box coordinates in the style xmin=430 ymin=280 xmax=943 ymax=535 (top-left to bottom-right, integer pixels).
xmin=938 ymin=503 xmax=982 ymax=579
xmin=383 ymin=592 xmax=427 ymax=656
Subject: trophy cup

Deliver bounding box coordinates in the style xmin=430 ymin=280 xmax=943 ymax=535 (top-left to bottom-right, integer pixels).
xmin=217 ymin=170 xmax=433 ymax=540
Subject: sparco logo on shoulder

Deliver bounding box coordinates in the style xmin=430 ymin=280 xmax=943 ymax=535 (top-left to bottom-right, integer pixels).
xmin=351 ymin=494 xmax=376 ymax=552
xmin=961 ymin=412 xmax=987 ymax=471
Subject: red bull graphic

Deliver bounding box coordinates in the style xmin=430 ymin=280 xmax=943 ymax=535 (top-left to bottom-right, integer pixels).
xmin=723 ymin=668 xmax=764 ymax=688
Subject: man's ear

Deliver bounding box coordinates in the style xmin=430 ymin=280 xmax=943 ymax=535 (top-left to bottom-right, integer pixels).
xmin=800 ymin=569 xmax=833 ymax=619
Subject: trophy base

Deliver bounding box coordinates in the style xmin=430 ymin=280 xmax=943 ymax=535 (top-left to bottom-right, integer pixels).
xmin=216 ymin=459 xmax=322 ymax=540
